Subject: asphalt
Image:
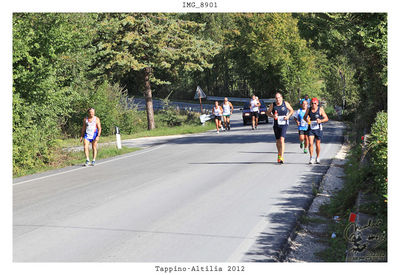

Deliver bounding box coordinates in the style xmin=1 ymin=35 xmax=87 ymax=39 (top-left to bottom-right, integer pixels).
xmin=13 ymin=113 xmax=344 ymax=262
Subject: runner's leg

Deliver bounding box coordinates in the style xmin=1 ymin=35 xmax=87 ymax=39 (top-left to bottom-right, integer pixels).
xmin=83 ymin=139 xmax=90 ymax=160
xmin=92 ymin=140 xmax=98 ymax=160
xmin=280 ymin=137 xmax=285 ymax=159
xmin=309 ymin=135 xmax=315 ymax=158
xmin=315 ymin=138 xmax=321 ymax=159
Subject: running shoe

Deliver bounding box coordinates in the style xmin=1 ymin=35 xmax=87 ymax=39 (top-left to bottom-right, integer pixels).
xmin=217 ymin=130 xmax=219 ymax=134
xmin=91 ymin=160 xmax=96 ymax=166
xmin=316 ymin=158 xmax=321 ymax=164
xmin=309 ymin=158 xmax=314 ymax=164
xmin=84 ymin=160 xmax=90 ymax=166
xmin=304 ymin=148 xmax=308 ymax=154
xmin=300 ymin=141 xmax=304 ymax=149
xmin=278 ymin=155 xmax=284 ymax=164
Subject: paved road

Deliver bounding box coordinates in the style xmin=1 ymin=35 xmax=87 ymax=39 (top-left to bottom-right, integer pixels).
xmin=13 ymin=113 xmax=344 ymax=262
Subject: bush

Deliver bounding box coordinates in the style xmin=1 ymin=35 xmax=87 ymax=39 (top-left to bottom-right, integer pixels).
xmin=13 ymin=93 xmax=60 ymax=175
xmin=367 ymin=111 xmax=387 ymax=199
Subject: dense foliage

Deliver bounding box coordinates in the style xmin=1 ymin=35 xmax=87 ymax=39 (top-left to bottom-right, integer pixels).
xmin=368 ymin=111 xmax=388 ymax=200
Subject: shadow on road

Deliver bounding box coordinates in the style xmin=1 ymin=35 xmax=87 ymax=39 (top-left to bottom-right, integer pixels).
xmin=243 ymin=163 xmax=332 ymax=262
xmin=168 ymin=121 xmax=344 ymax=146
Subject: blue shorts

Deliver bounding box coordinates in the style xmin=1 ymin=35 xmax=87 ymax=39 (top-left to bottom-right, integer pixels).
xmin=273 ymin=125 xmax=288 ymax=139
xmin=84 ymin=129 xmax=98 ymax=143
xmin=308 ymin=129 xmax=323 ymax=140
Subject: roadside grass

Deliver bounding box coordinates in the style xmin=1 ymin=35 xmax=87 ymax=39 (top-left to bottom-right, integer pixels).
xmin=314 ymin=219 xmax=348 ymax=262
xmin=15 ymin=120 xmax=215 ymax=178
xmin=14 ymin=146 xmax=140 ymax=178
xmin=57 ymin=121 xmax=215 ymax=148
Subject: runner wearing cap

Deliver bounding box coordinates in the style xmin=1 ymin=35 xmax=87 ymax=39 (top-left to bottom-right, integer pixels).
xmin=304 ymin=98 xmax=329 ymax=164
xmin=267 ymin=92 xmax=294 ymax=164
xmin=293 ymin=99 xmax=310 ymax=154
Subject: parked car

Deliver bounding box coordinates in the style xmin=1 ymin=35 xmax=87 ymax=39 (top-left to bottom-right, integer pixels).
xmin=242 ymin=100 xmax=269 ymax=125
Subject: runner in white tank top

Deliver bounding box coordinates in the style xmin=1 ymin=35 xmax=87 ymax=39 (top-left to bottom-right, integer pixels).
xmin=213 ymin=101 xmax=223 ymax=133
xmin=222 ymin=97 xmax=234 ymax=131
xmin=249 ymin=95 xmax=261 ymax=130
xmin=80 ymin=108 xmax=102 ymax=166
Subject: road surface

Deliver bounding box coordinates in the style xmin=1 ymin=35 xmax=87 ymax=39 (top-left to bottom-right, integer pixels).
xmin=13 ymin=113 xmax=344 ymax=262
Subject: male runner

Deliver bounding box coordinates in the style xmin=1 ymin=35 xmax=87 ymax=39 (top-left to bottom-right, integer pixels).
xmin=250 ymin=95 xmax=261 ymax=130
xmin=222 ymin=97 xmax=234 ymax=131
xmin=293 ymin=99 xmax=310 ymax=154
xmin=212 ymin=101 xmax=223 ymax=133
xmin=267 ymin=92 xmax=294 ymax=164
xmin=80 ymin=108 xmax=102 ymax=166
xmin=304 ymin=98 xmax=329 ymax=164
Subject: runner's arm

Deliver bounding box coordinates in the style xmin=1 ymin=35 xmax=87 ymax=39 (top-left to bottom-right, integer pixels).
xmin=267 ymin=104 xmax=274 ymax=118
xmin=319 ymin=108 xmax=329 ymax=123
xmin=229 ymin=102 xmax=234 ymax=114
xmin=304 ymin=108 xmax=310 ymax=123
xmin=293 ymin=111 xmax=300 ymax=125
xmin=284 ymin=102 xmax=294 ymax=120
xmin=96 ymin=118 xmax=102 ymax=139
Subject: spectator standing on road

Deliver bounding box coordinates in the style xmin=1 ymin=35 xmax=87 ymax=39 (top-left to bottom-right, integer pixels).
xmin=293 ymin=99 xmax=310 ymax=154
xmin=304 ymin=98 xmax=329 ymax=164
xmin=222 ymin=97 xmax=234 ymax=131
xmin=80 ymin=108 xmax=102 ymax=166
xmin=213 ymin=101 xmax=223 ymax=134
xmin=250 ymin=95 xmax=261 ymax=130
xmin=267 ymin=92 xmax=294 ymax=164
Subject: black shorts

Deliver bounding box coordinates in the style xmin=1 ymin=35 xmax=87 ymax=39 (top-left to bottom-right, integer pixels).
xmin=214 ymin=116 xmax=222 ymax=121
xmin=308 ymin=129 xmax=323 ymax=140
xmin=251 ymin=112 xmax=259 ymax=118
xmin=273 ymin=125 xmax=288 ymax=139
xmin=298 ymin=130 xmax=308 ymax=135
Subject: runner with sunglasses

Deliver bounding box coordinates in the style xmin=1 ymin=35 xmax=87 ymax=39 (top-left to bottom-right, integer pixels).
xmin=304 ymin=98 xmax=329 ymax=164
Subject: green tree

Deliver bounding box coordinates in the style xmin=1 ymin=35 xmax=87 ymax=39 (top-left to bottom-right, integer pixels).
xmin=94 ymin=13 xmax=220 ymax=129
xmin=296 ymin=13 xmax=387 ymax=123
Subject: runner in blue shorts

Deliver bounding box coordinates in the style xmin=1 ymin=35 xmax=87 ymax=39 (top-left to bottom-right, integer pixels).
xmin=304 ymin=98 xmax=329 ymax=164
xmin=267 ymin=92 xmax=294 ymax=164
xmin=80 ymin=108 xmax=102 ymax=166
xmin=293 ymin=99 xmax=310 ymax=154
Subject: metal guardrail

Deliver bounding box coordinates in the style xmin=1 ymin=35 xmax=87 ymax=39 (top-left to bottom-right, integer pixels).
xmin=207 ymin=96 xmax=275 ymax=104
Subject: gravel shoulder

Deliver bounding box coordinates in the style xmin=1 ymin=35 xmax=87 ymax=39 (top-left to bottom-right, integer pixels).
xmin=284 ymin=142 xmax=350 ymax=262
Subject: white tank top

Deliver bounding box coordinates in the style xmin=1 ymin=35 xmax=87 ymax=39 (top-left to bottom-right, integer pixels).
xmin=250 ymin=99 xmax=259 ymax=112
xmin=223 ymin=103 xmax=231 ymax=115
xmin=85 ymin=116 xmax=97 ymax=139
xmin=213 ymin=106 xmax=222 ymax=116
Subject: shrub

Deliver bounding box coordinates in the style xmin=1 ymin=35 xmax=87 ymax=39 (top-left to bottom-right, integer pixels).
xmin=367 ymin=111 xmax=387 ymax=199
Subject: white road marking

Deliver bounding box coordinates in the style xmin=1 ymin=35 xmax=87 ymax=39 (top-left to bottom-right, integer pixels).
xmin=13 ymin=145 xmax=166 ymax=186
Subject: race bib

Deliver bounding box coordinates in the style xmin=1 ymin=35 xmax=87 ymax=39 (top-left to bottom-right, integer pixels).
xmin=311 ymin=120 xmax=320 ymax=130
xmin=278 ymin=116 xmax=287 ymax=125
xmin=300 ymin=119 xmax=308 ymax=127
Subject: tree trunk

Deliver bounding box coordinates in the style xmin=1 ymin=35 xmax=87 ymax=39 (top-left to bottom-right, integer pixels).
xmin=144 ymin=67 xmax=155 ymax=130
